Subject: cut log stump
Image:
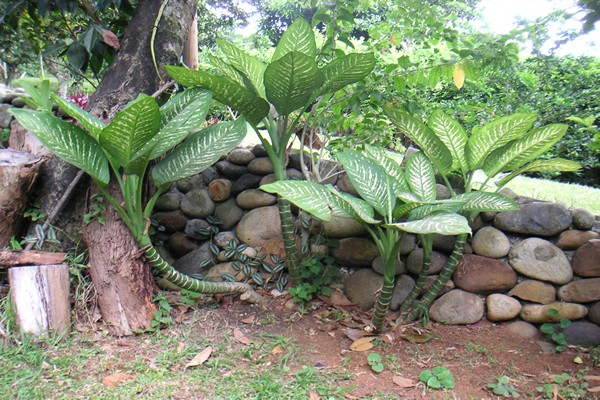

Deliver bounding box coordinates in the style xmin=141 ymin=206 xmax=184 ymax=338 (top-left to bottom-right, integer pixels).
xmin=8 ymin=264 xmax=70 ymax=337
xmin=0 ymin=149 xmax=43 ymax=247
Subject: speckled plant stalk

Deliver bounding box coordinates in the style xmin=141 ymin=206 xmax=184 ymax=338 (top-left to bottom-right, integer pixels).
xmin=400 ymin=235 xmax=433 ymax=314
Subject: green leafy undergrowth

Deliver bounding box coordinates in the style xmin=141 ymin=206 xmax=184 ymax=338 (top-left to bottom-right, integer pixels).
xmin=419 ymin=366 xmax=455 ymax=390
xmin=288 ymin=253 xmax=340 ymax=302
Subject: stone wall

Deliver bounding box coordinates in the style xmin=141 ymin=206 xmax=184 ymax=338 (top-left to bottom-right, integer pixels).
xmin=152 ymin=146 xmax=600 ymax=347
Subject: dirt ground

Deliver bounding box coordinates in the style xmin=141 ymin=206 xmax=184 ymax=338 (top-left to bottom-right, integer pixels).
xmin=79 ymin=290 xmax=600 ymax=400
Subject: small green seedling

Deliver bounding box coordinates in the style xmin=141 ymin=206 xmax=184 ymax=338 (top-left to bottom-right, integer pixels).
xmin=540 ymin=309 xmax=571 ymax=352
xmin=367 ymin=353 xmax=384 ymax=373
xmin=487 ymin=376 xmax=520 ymax=398
xmin=419 ymin=366 xmax=455 ymax=390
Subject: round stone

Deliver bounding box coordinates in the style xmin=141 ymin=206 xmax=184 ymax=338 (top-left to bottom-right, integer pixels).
xmin=236 ymin=206 xmax=282 ymax=247
xmin=167 ymin=232 xmax=199 ymax=258
xmin=572 ymin=239 xmax=600 ymax=277
xmin=508 ymin=238 xmax=573 ymax=284
xmin=155 ymin=191 xmax=183 ymax=211
xmin=558 ymin=278 xmax=600 ymax=303
xmin=430 ymin=289 xmax=485 ymax=325
xmin=180 ymin=188 xmax=215 ymax=218
xmin=588 ymin=301 xmax=600 ymax=325
xmin=232 ymin=173 xmax=263 ymax=194
xmin=322 ymin=216 xmax=367 ymax=238
xmin=213 ymin=198 xmax=244 ymax=230
xmin=453 ymin=254 xmax=517 ymax=294
xmin=519 ymin=302 xmax=588 ymax=323
xmin=337 ymin=173 xmax=359 ymax=196
xmin=399 ymin=234 xmax=416 ymax=255
xmin=184 ymin=219 xmax=211 ymax=240
xmin=344 ymin=269 xmax=383 ymax=309
xmin=432 ymin=234 xmax=455 ymax=253
xmin=504 ymin=321 xmax=542 ymax=339
xmin=172 ymin=242 xmax=215 ymax=276
xmin=372 ymin=255 xmax=405 ymax=276
xmin=227 ymin=148 xmax=256 ymax=165
xmin=205 ymin=262 xmax=254 ymax=282
xmin=213 ymin=231 xmax=238 ymax=248
xmin=486 ymin=294 xmax=522 ymax=321
xmin=207 ymin=179 xmax=232 ymax=202
xmin=331 ymin=237 xmax=380 ymax=268
xmin=236 ymin=189 xmax=277 ymax=209
xmin=494 ymin=202 xmax=572 ymax=236
xmin=151 ymin=210 xmax=188 ymax=233
xmin=407 ymin=248 xmax=448 ymax=275
xmin=471 ymin=226 xmax=510 ymax=258
xmin=571 ymin=208 xmax=596 ymax=230
xmin=555 ymin=230 xmax=599 ymax=250
xmin=247 ymin=157 xmax=274 ymax=175
xmin=390 ymin=275 xmax=416 ymax=311
xmin=561 ymin=321 xmax=600 ymax=347
xmin=508 ymin=280 xmax=556 ymax=304
xmin=215 ymin=160 xmax=247 ymax=178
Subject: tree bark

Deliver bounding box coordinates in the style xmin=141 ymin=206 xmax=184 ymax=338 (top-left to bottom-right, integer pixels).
xmin=82 ymin=0 xmax=198 ymax=336
xmin=0 ymin=149 xmax=43 ymax=247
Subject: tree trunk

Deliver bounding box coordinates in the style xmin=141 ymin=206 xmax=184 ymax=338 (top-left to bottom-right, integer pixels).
xmin=82 ymin=0 xmax=198 ymax=336
xmin=0 ymin=149 xmax=42 ymax=247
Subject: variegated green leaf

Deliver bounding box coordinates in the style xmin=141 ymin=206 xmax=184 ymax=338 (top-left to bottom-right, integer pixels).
xmin=427 ymin=110 xmax=468 ymax=174
xmin=386 ymin=212 xmax=471 ymax=235
xmin=165 ymin=66 xmax=269 ymax=125
xmin=392 ymin=202 xmax=424 ymax=220
xmin=261 ymin=180 xmax=336 ymax=221
xmin=384 ymin=106 xmax=452 ymax=175
xmin=272 ymin=18 xmax=316 ymax=61
xmin=152 ymin=119 xmax=246 ymax=187
xmin=336 ymin=149 xmax=397 ymax=218
xmin=217 ymin=39 xmax=267 ymax=98
xmin=406 ymin=151 xmax=436 ymax=202
xmin=100 ymin=95 xmax=160 ymax=167
xmin=466 ymin=113 xmax=537 ymax=170
xmin=9 ymin=109 xmax=109 ymax=185
xmin=497 ymin=158 xmax=581 ymax=187
xmin=483 ymin=124 xmax=568 ymax=177
xmin=408 ymin=202 xmax=464 ymax=221
xmin=142 ymin=88 xmax=212 ymax=160
xmin=328 ymin=188 xmax=379 ymax=224
xmin=51 ymin=93 xmax=104 ymax=140
xmin=208 ymin=54 xmax=247 ymax=87
xmin=454 ymin=191 xmax=519 ymax=213
xmin=264 ymin=51 xmax=323 ymax=116
xmin=319 ymin=53 xmax=375 ymax=95
xmin=363 ymin=144 xmax=406 ymax=188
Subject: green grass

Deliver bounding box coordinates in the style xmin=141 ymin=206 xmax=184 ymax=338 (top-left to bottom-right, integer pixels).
xmin=506 ymin=176 xmax=600 ymax=216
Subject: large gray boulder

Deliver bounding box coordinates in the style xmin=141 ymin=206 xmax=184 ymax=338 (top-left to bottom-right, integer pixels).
xmin=494 ymin=202 xmax=572 ymax=236
xmin=508 ymin=238 xmax=573 ymax=284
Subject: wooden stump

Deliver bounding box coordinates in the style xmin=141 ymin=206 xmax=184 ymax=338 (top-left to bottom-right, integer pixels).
xmin=0 ymin=149 xmax=43 ymax=247
xmin=8 ymin=264 xmax=70 ymax=336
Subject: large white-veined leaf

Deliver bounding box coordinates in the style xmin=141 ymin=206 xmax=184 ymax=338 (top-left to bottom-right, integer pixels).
xmin=100 ymin=95 xmax=160 ymax=167
xmin=454 ymin=191 xmax=519 ymax=213
xmin=217 ymin=39 xmax=267 ymax=98
xmin=466 ymin=113 xmax=537 ymax=170
xmin=261 ymin=180 xmax=337 ymax=221
xmin=51 ymin=93 xmax=104 ymax=140
xmin=363 ymin=144 xmax=406 ymax=189
xmin=483 ymin=124 xmax=568 ymax=177
xmin=208 ymin=54 xmax=247 ymax=88
xmin=386 ymin=212 xmax=471 ymax=235
xmin=152 ymin=118 xmax=246 ymax=187
xmin=318 ymin=53 xmax=375 ymax=95
xmin=405 ymin=151 xmax=437 ymax=202
xmin=9 ymin=109 xmax=109 ymax=185
xmin=384 ymin=106 xmax=452 ymax=176
xmin=408 ymin=202 xmax=464 ymax=221
xmin=166 ymin=66 xmax=270 ymax=125
xmin=497 ymin=158 xmax=581 ymax=187
xmin=427 ymin=110 xmax=468 ymax=174
xmin=336 ymin=149 xmax=398 ymax=218
xmin=138 ymin=88 xmax=213 ymax=160
xmin=272 ymin=18 xmax=316 ymax=61
xmin=328 ymin=188 xmax=379 ymax=224
xmin=264 ymin=51 xmax=323 ymax=116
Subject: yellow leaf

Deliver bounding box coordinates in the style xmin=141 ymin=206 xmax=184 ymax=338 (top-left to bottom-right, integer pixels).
xmin=453 ymin=64 xmax=465 ymax=89
xmin=272 ymin=345 xmax=284 ymax=355
xmin=185 ymin=346 xmax=213 ymax=368
xmin=350 ymin=336 xmax=375 ymax=352
xmin=573 ymin=356 xmax=583 ymax=364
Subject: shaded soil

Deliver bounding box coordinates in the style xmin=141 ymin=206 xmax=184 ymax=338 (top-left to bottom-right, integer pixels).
xmin=77 ymin=292 xmax=599 ymax=399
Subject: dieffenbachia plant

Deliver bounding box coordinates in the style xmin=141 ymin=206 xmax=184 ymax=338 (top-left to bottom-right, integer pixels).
xmin=164 ymin=18 xmax=375 ymax=285
xmin=9 ymin=86 xmax=261 ymax=301
xmin=262 ymin=145 xmax=517 ymax=332
xmin=384 ymin=107 xmax=580 ymax=320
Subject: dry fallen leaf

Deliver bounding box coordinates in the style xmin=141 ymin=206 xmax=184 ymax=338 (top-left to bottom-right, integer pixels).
xmin=393 ymin=375 xmax=417 ymax=388
xmin=343 ymin=328 xmax=365 ymax=342
xmin=102 ymin=29 xmax=120 ymax=50
xmin=185 ymin=346 xmax=213 ymax=369
xmin=240 ymin=315 xmax=256 ymax=324
xmin=233 ymin=328 xmax=252 ymax=345
xmin=176 ymin=341 xmax=185 ymax=354
xmin=401 ymin=333 xmax=432 ymax=344
xmin=102 ymin=373 xmax=135 ymax=387
xmin=309 ymin=390 xmax=320 ymax=400
xmin=350 ymin=336 xmax=376 ymax=352
xmin=271 ymin=345 xmax=284 ymax=355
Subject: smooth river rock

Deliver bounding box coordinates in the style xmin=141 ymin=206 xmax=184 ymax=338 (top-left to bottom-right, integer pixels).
xmin=213 ymin=198 xmax=244 ymax=230
xmin=390 ymin=275 xmax=416 ymax=311
xmin=571 ymin=239 xmax=600 ymax=277
xmin=555 ymin=230 xmax=599 ymax=250
xmin=508 ymin=238 xmax=573 ymax=284
xmin=331 ymin=237 xmax=380 ymax=268
xmin=561 ymin=321 xmax=600 ymax=347
xmin=180 ymin=188 xmax=215 ymax=218
xmin=236 ymin=206 xmax=282 ymax=247
xmin=344 ymin=269 xmax=383 ymax=309
xmin=519 ymin=302 xmax=588 ymax=323
xmin=508 ymin=280 xmax=556 ymax=304
xmin=236 ymin=188 xmax=277 ymax=209
xmin=247 ymin=157 xmax=274 ymax=175
xmin=406 ymin=248 xmax=448 ymax=275
xmin=571 ymin=208 xmax=596 ymax=230
xmin=453 ymin=254 xmax=517 ymax=294
xmin=172 ymin=242 xmax=215 ymax=276
xmin=430 ymin=289 xmax=485 ymax=325
xmin=372 ymin=256 xmax=405 ymax=276
xmin=322 ymin=216 xmax=367 ymax=238
xmin=471 ymin=226 xmax=510 ymax=258
xmin=207 ymin=179 xmax=232 ymax=202
xmin=494 ymin=202 xmax=572 ymax=236
xmin=486 ymin=294 xmax=522 ymax=321
xmin=227 ymin=148 xmax=256 ymax=165
xmin=155 ymin=191 xmax=183 ymax=211
xmin=558 ymin=278 xmax=600 ymax=303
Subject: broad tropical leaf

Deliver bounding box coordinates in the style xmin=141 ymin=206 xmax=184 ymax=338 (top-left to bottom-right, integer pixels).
xmin=483 ymin=124 xmax=568 ymax=177
xmin=51 ymin=93 xmax=104 ymax=140
xmin=100 ymin=95 xmax=160 ymax=167
xmin=141 ymin=88 xmax=212 ymax=160
xmin=152 ymin=119 xmax=246 ymax=187
xmin=497 ymin=158 xmax=581 ymax=187
xmin=466 ymin=113 xmax=537 ymax=170
xmin=217 ymin=39 xmax=267 ymax=98
xmin=408 ymin=202 xmax=464 ymax=221
xmin=427 ymin=110 xmax=468 ymax=174
xmin=329 ymin=189 xmax=379 ymax=224
xmin=166 ymin=66 xmax=269 ymax=125
xmin=319 ymin=53 xmax=375 ymax=95
xmin=208 ymin=54 xmax=247 ymax=87
xmin=405 ymin=152 xmax=436 ymax=202
xmin=264 ymin=51 xmax=323 ymax=116
xmin=9 ymin=109 xmax=109 ymax=185
xmin=384 ymin=106 xmax=452 ymax=175
xmin=272 ymin=18 xmax=316 ymax=61
xmin=336 ymin=149 xmax=398 ymax=218
xmin=261 ymin=180 xmax=337 ymax=221
xmin=387 ymin=212 xmax=471 ymax=235
xmin=454 ymin=192 xmax=519 ymax=212
xmin=364 ymin=144 xmax=406 ymax=188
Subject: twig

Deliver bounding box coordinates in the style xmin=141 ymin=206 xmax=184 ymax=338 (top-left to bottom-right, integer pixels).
xmin=151 ymin=80 xmax=175 ymax=98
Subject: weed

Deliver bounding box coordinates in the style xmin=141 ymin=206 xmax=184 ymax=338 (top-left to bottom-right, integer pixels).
xmin=540 ymin=310 xmax=571 ymax=352
xmin=590 ymin=346 xmax=600 ymax=367
xmin=367 ymin=352 xmax=384 ymax=372
xmin=536 ymin=370 xmax=589 ymax=399
xmin=83 ymin=194 xmax=106 ymax=225
xmin=148 ymin=295 xmax=173 ymax=332
xmin=419 ymin=366 xmax=456 ymax=390
xmin=487 ymin=376 xmax=520 ymax=398
xmin=288 ymin=253 xmax=340 ymax=302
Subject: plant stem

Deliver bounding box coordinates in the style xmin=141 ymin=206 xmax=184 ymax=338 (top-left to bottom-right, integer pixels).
xmin=371 ymin=229 xmax=401 ymax=332
xmin=400 ymin=235 xmax=432 ymax=313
